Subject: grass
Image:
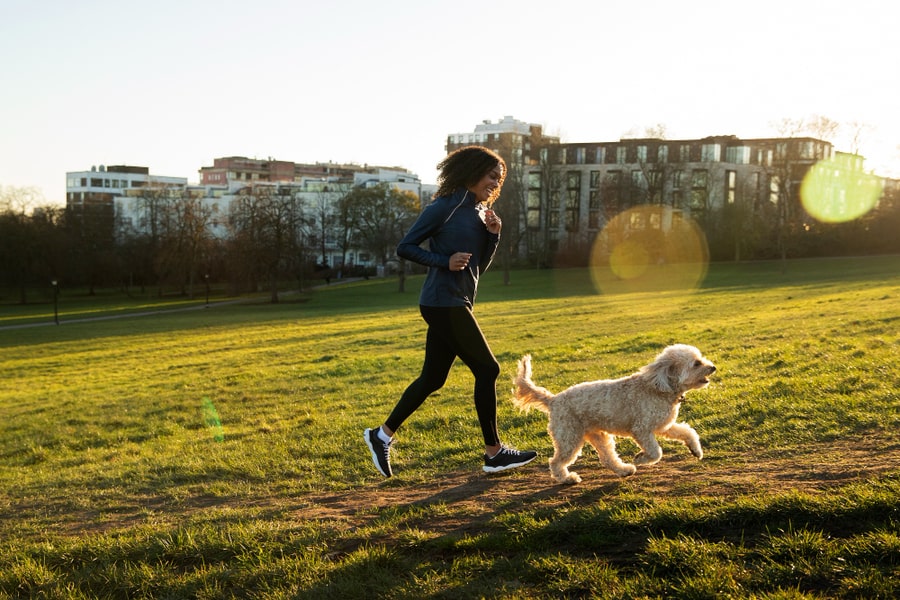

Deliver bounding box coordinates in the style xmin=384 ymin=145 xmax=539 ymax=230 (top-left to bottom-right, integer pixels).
xmin=0 ymin=256 xmax=898 ymax=598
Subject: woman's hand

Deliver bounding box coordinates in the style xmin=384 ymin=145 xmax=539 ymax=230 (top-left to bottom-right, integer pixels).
xmin=450 ymin=252 xmax=472 ymax=271
xmin=485 ymin=209 xmax=502 ymax=234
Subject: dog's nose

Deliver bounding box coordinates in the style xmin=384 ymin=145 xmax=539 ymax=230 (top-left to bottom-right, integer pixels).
xmin=710 ymin=365 xmax=717 ymax=372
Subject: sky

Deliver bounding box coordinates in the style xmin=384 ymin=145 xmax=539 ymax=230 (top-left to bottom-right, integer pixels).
xmin=2 ymin=0 xmax=899 ymax=206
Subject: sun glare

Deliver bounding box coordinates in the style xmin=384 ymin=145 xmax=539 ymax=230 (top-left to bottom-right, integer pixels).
xmin=800 ymin=155 xmax=883 ymax=223
xmin=589 ymin=206 xmax=709 ymax=294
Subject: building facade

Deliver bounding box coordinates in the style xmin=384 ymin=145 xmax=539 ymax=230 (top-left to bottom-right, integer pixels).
xmin=527 ymin=135 xmax=835 ymax=244
xmin=66 ymin=158 xmax=429 ymax=271
xmin=442 ymin=117 xmax=889 ymax=262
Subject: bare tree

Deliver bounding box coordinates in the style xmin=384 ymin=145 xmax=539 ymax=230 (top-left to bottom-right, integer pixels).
xmin=228 ymin=184 xmax=301 ymax=302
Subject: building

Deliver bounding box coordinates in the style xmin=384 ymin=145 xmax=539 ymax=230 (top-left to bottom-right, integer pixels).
xmin=527 ymin=135 xmax=836 ymax=238
xmin=198 ymin=156 xmax=380 ymax=187
xmin=444 ymin=118 xmax=890 ymax=261
xmin=66 ymin=164 xmax=187 ymax=212
xmin=66 ymin=158 xmax=430 ymax=271
xmin=445 ymin=115 xmax=559 ymax=172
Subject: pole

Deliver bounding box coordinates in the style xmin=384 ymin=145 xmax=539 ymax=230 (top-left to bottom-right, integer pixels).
xmin=52 ymin=280 xmax=59 ymax=325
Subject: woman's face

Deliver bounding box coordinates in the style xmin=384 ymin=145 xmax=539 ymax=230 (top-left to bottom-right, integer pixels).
xmin=467 ymin=164 xmax=503 ymax=204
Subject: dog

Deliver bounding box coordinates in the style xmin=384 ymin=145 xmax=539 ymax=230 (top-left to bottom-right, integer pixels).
xmin=512 ymin=344 xmax=716 ymax=484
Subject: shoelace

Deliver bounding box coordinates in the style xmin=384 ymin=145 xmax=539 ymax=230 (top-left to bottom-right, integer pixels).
xmin=491 ymin=445 xmax=522 ymax=459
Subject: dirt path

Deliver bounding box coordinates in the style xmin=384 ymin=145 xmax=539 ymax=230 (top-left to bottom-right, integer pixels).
xmin=296 ymin=434 xmax=900 ymax=528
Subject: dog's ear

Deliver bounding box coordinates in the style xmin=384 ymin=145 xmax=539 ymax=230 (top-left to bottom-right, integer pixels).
xmin=643 ymin=353 xmax=679 ymax=393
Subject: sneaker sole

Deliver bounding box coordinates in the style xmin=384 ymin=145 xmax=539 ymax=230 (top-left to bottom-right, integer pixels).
xmin=482 ymin=454 xmax=537 ymax=473
xmin=363 ymin=429 xmax=391 ymax=477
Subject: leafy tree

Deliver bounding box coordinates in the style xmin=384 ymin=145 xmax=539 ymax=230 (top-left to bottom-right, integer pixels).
xmin=342 ymin=183 xmax=419 ymax=291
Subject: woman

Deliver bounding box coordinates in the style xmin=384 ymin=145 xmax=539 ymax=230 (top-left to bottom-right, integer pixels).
xmin=364 ymin=146 xmax=536 ymax=477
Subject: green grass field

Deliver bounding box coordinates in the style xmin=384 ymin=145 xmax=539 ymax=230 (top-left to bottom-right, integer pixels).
xmin=1 ymin=257 xmax=898 ymax=598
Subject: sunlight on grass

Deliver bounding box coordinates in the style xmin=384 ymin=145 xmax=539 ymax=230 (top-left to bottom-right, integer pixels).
xmin=0 ymin=256 xmax=898 ymax=597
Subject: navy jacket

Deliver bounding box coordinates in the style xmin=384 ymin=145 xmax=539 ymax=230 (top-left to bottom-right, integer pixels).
xmin=397 ymin=188 xmax=500 ymax=309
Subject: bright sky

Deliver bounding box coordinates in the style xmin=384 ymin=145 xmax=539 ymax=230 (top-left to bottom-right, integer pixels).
xmin=2 ymin=0 xmax=898 ymax=206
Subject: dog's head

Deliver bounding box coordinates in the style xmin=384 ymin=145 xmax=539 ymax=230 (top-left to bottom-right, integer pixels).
xmin=640 ymin=344 xmax=716 ymax=395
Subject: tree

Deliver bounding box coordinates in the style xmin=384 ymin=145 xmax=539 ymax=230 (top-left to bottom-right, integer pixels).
xmin=342 ymin=183 xmax=419 ymax=291
xmin=228 ymin=184 xmax=302 ymax=302
xmin=0 ymin=186 xmax=41 ymax=302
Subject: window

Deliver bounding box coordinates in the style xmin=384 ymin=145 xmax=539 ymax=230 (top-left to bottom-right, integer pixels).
xmin=770 ymin=176 xmax=781 ymax=204
xmin=637 ymin=145 xmax=648 ymax=162
xmin=726 ymin=170 xmax=736 ymax=204
xmin=775 ymin=142 xmax=787 ymax=161
xmin=631 ymin=170 xmax=643 ymax=187
xmin=575 ymin=147 xmax=585 ymax=164
xmin=648 ymin=170 xmax=662 ymax=203
xmin=701 ymin=144 xmax=721 ymax=162
xmin=590 ymin=170 xmax=601 ymax=188
xmin=690 ymin=169 xmax=708 ymax=211
xmin=673 ymin=169 xmax=684 ymax=189
xmin=549 ymin=189 xmax=560 ymax=229
xmin=799 ymin=141 xmax=814 ymax=159
xmin=604 ymin=171 xmax=621 ymax=212
xmin=680 ymin=145 xmax=692 ymax=162
xmin=565 ymin=171 xmax=581 ymax=231
xmin=565 ymin=190 xmax=579 ymax=231
xmin=657 ymin=145 xmax=668 ymax=163
xmin=527 ymin=191 xmax=542 ymax=229
xmin=691 ymin=170 xmax=708 ymax=188
xmin=616 ymin=146 xmax=627 ymax=164
xmin=726 ymin=146 xmax=750 ymax=164
xmin=527 ymin=172 xmax=542 ymax=230
xmin=589 ymin=190 xmax=602 ymax=229
xmin=595 ymin=147 xmax=606 ymax=163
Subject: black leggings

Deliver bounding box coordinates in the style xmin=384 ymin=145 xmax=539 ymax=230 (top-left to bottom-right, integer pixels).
xmin=385 ymin=305 xmax=501 ymax=446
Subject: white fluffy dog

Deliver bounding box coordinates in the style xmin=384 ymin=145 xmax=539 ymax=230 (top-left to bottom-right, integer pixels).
xmin=512 ymin=344 xmax=716 ymax=484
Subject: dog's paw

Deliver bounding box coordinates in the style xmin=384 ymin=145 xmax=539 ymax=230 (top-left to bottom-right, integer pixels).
xmin=554 ymin=471 xmax=582 ymax=485
xmin=690 ymin=445 xmax=703 ymax=460
xmin=617 ymin=464 xmax=637 ymax=477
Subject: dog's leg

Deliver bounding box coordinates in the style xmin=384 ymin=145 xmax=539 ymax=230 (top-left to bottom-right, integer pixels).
xmin=547 ymin=421 xmax=584 ymax=484
xmin=586 ymin=431 xmax=637 ymax=477
xmin=632 ymin=432 xmax=663 ymax=466
xmin=662 ymin=422 xmax=703 ymax=459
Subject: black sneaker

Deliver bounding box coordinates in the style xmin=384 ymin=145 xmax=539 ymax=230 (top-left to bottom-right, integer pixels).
xmin=364 ymin=428 xmax=393 ymax=477
xmin=483 ymin=445 xmax=537 ymax=473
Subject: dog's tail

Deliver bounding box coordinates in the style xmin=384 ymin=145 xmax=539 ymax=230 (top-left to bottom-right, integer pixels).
xmin=512 ymin=354 xmax=554 ymax=414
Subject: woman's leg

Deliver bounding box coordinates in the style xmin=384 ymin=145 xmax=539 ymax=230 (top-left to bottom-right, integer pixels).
xmin=383 ymin=310 xmax=457 ymax=434
xmin=427 ymin=306 xmax=502 ymax=447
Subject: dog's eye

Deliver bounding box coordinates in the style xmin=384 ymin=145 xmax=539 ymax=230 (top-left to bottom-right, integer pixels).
xmin=693 ymin=360 xmax=701 ymax=367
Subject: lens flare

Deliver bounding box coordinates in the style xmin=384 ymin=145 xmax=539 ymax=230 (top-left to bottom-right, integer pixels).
xmin=202 ymin=397 xmax=224 ymax=442
xmin=590 ymin=206 xmax=708 ymax=294
xmin=800 ymin=155 xmax=883 ymax=223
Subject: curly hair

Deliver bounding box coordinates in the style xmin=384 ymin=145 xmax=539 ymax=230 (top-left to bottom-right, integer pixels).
xmin=434 ymin=146 xmax=506 ymax=205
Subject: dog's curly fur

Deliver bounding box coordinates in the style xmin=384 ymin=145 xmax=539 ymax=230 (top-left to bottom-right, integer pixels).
xmin=512 ymin=344 xmax=716 ymax=484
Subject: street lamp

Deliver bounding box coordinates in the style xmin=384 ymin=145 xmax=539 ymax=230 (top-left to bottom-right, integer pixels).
xmin=51 ymin=280 xmax=59 ymax=325
xmin=205 ymin=274 xmax=210 ymax=308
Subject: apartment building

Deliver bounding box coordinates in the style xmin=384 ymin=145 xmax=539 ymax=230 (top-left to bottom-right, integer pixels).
xmin=66 ymin=164 xmax=187 ymax=210
xmin=66 ymin=158 xmax=428 ymax=270
xmin=526 ymin=135 xmax=836 ymax=240
xmin=198 ymin=156 xmax=379 ymax=187
xmin=444 ymin=118 xmax=885 ymax=258
xmin=445 ymin=115 xmax=559 ymax=172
